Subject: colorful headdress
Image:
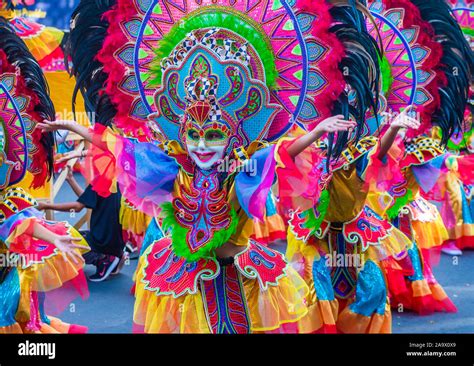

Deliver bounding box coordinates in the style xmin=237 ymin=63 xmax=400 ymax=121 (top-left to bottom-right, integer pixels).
xmin=148 ymin=27 xmax=281 ymax=151
xmin=68 ymin=0 xmax=381 ymax=158
xmin=0 ymin=17 xmax=55 ymax=189
xmin=365 ymin=0 xmax=444 ymax=137
xmin=409 ymin=0 xmax=473 ymax=145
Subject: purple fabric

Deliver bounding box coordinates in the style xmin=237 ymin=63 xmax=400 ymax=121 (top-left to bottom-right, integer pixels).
xmin=116 ymin=138 xmax=179 ymax=216
xmin=411 ymin=154 xmax=447 ymax=194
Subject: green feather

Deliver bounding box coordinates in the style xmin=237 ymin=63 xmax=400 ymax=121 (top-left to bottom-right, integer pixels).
xmin=386 ymin=188 xmax=413 ymax=220
xmin=379 ymin=54 xmax=394 ymax=97
xmin=146 ymin=11 xmax=278 ymax=89
xmin=461 ymin=26 xmax=474 ymax=37
xmin=161 ymin=201 xmax=239 ymax=262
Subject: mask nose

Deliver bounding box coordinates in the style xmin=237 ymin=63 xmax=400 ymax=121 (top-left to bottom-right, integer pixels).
xmin=197 ymin=138 xmax=207 ymax=150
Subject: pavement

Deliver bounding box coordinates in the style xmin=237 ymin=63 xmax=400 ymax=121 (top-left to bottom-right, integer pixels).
xmin=55 ymin=174 xmax=474 ymax=333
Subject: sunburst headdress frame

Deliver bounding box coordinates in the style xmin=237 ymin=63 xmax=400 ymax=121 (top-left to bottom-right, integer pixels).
xmin=147 ymin=24 xmax=283 ymax=155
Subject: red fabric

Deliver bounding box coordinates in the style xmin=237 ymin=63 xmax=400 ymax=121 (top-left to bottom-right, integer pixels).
xmin=97 ymin=0 xmax=151 ymax=140
xmin=81 ymin=124 xmax=118 ymax=197
xmin=456 ymin=154 xmax=474 ymax=185
xmin=364 ymin=135 xmax=405 ymax=190
xmin=68 ymin=324 xmax=89 ymax=334
xmin=275 ymin=139 xmax=325 ymax=219
xmin=44 ymin=270 xmax=90 ymax=316
xmin=296 ymin=0 xmax=346 ymax=129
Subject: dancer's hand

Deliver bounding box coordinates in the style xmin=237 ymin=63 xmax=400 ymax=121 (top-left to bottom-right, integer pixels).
xmin=387 ymin=106 xmax=420 ymax=131
xmin=37 ymin=119 xmax=94 ymax=144
xmin=37 ymin=119 xmax=77 ymax=133
xmin=53 ymin=235 xmax=84 ymax=265
xmin=314 ymin=115 xmax=357 ymax=136
xmin=56 ymin=150 xmax=83 ymax=164
xmin=287 ymin=115 xmax=356 ymax=158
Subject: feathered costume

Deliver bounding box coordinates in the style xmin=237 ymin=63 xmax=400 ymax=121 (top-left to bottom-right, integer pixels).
xmin=361 ymin=0 xmax=472 ymax=315
xmin=411 ymin=0 xmax=474 ymax=251
xmin=68 ymin=0 xmax=367 ymax=333
xmin=285 ymin=0 xmax=422 ymax=334
xmin=0 ymin=18 xmax=90 ymax=333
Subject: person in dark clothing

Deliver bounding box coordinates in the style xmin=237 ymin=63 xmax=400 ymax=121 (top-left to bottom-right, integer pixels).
xmin=38 ymin=167 xmax=127 ymax=282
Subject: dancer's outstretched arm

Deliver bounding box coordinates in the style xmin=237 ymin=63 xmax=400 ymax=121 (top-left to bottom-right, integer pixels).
xmin=287 ymin=115 xmax=356 ymax=158
xmin=378 ymin=106 xmax=420 ymax=159
xmin=37 ymin=120 xmax=94 ymax=144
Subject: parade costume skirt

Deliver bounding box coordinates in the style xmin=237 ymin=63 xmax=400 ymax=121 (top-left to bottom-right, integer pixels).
xmin=287 ymin=205 xmax=412 ymax=334
xmin=387 ymin=208 xmax=456 ymax=315
xmin=120 ymin=198 xmax=152 ymax=251
xmin=133 ymin=238 xmax=310 ymax=333
xmin=401 ymin=197 xmax=449 ymax=250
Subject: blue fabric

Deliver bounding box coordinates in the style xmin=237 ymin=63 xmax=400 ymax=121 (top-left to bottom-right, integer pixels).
xmin=235 ymin=145 xmax=276 ymax=220
xmin=0 ymin=268 xmax=20 ymax=327
xmin=411 ymin=154 xmax=446 ymax=194
xmin=38 ymin=292 xmax=51 ymax=325
xmin=265 ymin=193 xmax=278 ymax=216
xmin=356 ymin=152 xmax=370 ymax=180
xmin=133 ymin=141 xmax=179 ymax=197
xmin=407 ymin=242 xmax=424 ymax=282
xmin=312 ymin=257 xmax=335 ymax=301
xmin=349 ymin=260 xmax=387 ymax=316
xmin=140 ymin=218 xmax=165 ymax=257
xmin=460 ymin=186 xmax=474 ymax=224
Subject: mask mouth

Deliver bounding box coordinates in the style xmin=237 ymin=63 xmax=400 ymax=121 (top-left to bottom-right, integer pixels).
xmin=193 ymin=151 xmax=217 ymax=163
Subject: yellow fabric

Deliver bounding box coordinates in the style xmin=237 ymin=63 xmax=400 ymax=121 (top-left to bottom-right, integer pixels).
xmin=411 ymin=213 xmax=449 ymax=249
xmin=134 ymin=253 xmax=310 ymax=333
xmin=444 ymin=171 xmax=474 ymax=240
xmin=119 ymin=199 xmax=152 ymax=235
xmin=21 ymin=26 xmax=64 ymax=63
xmin=252 ymin=213 xmax=286 ymax=242
xmin=366 ymin=190 xmax=393 ymax=218
xmin=0 ymin=323 xmax=23 ymax=334
xmin=337 ymin=301 xmax=392 ymax=334
xmin=45 ymin=72 xmax=87 ymax=119
xmin=13 ymin=172 xmax=52 ymax=200
xmin=429 ymin=283 xmax=449 ymax=302
xmin=15 ymin=268 xmax=34 ymax=323
xmin=411 ymin=279 xmax=432 ymax=298
xmin=325 ymin=166 xmax=369 ymax=223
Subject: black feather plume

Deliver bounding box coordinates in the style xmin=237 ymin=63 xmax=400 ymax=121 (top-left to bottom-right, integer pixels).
xmin=65 ymin=0 xmax=117 ymax=126
xmin=328 ymin=0 xmax=381 ymax=160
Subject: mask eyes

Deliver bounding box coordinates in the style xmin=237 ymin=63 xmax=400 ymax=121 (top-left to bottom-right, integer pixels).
xmin=187 ymin=129 xmax=200 ymax=141
xmin=205 ymin=130 xmax=225 ymax=142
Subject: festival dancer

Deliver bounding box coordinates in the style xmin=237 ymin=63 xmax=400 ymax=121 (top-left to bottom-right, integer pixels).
xmin=362 ymin=0 xmax=472 ymax=315
xmin=42 ymin=4 xmax=371 ymax=333
xmin=0 ymin=18 xmax=90 ymax=333
xmin=59 ymin=0 xmax=393 ymax=333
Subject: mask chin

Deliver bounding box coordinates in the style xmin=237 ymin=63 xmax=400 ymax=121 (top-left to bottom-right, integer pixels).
xmin=187 ymin=144 xmax=226 ymax=170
